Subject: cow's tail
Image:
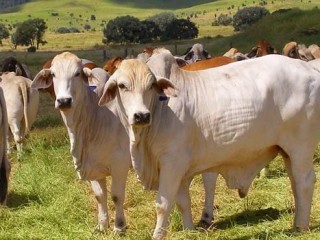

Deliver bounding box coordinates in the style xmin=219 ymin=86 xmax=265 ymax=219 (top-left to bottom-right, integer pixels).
xmin=0 ymin=88 xmax=9 ymax=204
xmin=20 ymin=81 xmax=30 ymax=135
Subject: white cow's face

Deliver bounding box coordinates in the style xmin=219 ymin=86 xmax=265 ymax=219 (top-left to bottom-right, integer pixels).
xmin=51 ymin=58 xmax=83 ymax=111
xmin=99 ymin=59 xmax=177 ymax=127
xmin=115 ymin=62 xmax=154 ymax=127
xmin=32 ymin=52 xmax=86 ymax=111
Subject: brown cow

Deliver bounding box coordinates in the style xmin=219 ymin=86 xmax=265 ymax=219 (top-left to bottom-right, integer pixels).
xmin=103 ymin=56 xmax=123 ymax=75
xmin=181 ymin=56 xmax=235 ymax=71
xmin=246 ymin=39 xmax=277 ymax=58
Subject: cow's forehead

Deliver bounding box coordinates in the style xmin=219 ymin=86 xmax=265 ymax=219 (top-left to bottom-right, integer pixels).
xmin=118 ymin=59 xmax=155 ymax=85
xmin=51 ymin=52 xmax=82 ymax=73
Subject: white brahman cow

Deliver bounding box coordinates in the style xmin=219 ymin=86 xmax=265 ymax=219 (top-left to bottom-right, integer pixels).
xmin=0 ymin=86 xmax=10 ymax=205
xmin=0 ymin=72 xmax=39 ymax=153
xmin=31 ymin=52 xmax=131 ymax=232
xmin=99 ymin=49 xmax=320 ymax=239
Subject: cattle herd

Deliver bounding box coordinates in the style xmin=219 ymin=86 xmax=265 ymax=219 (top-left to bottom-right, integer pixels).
xmin=1 ymin=39 xmax=320 ymax=239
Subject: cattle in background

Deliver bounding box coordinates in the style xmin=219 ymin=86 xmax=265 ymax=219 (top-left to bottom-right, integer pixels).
xmin=181 ymin=56 xmax=235 ymax=71
xmin=136 ymin=47 xmax=154 ymax=62
xmin=31 ymin=52 xmax=131 ymax=232
xmin=223 ymin=47 xmax=248 ymax=61
xmin=282 ymin=41 xmax=314 ymax=61
xmin=0 ymin=86 xmax=10 ymax=205
xmin=308 ymin=44 xmax=320 ymax=59
xmin=180 ymin=43 xmax=211 ymax=63
xmin=0 ymin=72 xmax=39 ymax=153
xmin=246 ymin=39 xmax=278 ymax=58
xmin=1 ymin=56 xmax=32 ymax=79
xmin=103 ymin=56 xmax=123 ymax=75
xmin=99 ymin=49 xmax=320 ymax=239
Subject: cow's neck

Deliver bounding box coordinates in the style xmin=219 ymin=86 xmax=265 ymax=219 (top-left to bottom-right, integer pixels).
xmin=127 ymin=94 xmax=165 ymax=190
xmin=59 ymin=86 xmax=112 ymax=178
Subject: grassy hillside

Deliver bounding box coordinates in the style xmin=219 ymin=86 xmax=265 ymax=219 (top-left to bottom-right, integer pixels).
xmin=0 ymin=0 xmax=320 ymax=52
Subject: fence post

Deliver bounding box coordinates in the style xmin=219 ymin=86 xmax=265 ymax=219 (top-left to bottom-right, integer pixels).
xmin=102 ymin=49 xmax=107 ymax=61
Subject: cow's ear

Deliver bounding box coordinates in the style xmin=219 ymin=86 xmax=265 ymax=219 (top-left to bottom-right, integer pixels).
xmin=82 ymin=67 xmax=92 ymax=84
xmin=154 ymin=76 xmax=177 ymax=97
xmin=15 ymin=64 xmax=22 ymax=76
xmin=98 ymin=77 xmax=117 ymax=106
xmin=31 ymin=69 xmax=53 ymax=89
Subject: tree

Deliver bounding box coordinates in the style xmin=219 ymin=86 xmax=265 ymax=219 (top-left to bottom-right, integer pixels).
xmin=0 ymin=23 xmax=9 ymax=45
xmin=147 ymin=12 xmax=176 ymax=33
xmin=140 ymin=20 xmax=161 ymax=43
xmin=162 ymin=19 xmax=198 ymax=41
xmin=233 ymin=6 xmax=270 ymax=31
xmin=103 ymin=15 xmax=143 ymax=44
xmin=12 ymin=18 xmax=47 ymax=50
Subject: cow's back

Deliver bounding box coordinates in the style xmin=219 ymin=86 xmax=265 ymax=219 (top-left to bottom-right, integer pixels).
xmin=152 ymin=55 xmax=320 ymax=178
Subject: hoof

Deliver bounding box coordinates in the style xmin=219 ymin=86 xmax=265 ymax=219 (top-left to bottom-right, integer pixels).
xmin=93 ymin=223 xmax=108 ymax=233
xmin=113 ymin=225 xmax=127 ymax=236
xmin=197 ymin=219 xmax=215 ymax=230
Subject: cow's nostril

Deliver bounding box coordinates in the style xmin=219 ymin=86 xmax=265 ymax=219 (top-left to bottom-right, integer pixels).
xmin=57 ymin=98 xmax=72 ymax=109
xmin=134 ymin=112 xmax=150 ymax=125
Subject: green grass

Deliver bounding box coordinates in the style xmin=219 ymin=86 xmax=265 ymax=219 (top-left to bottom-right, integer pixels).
xmin=1 ymin=93 xmax=320 ymax=239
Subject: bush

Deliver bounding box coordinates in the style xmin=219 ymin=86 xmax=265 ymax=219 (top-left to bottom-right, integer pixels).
xmin=56 ymin=27 xmax=70 ymax=34
xmin=213 ymin=13 xmax=233 ymax=26
xmin=233 ymin=6 xmax=270 ymax=31
xmin=56 ymin=27 xmax=80 ymax=34
xmin=27 ymin=46 xmax=36 ymax=52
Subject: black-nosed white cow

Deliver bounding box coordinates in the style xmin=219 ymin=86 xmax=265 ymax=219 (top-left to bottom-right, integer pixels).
xmin=99 ymin=49 xmax=320 ymax=239
xmin=31 ymin=52 xmax=131 ymax=232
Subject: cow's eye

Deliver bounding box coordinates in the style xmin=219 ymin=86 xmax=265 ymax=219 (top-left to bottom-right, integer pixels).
xmin=118 ymin=83 xmax=126 ymax=89
xmin=51 ymin=72 xmax=55 ymax=77
xmin=75 ymin=72 xmax=80 ymax=77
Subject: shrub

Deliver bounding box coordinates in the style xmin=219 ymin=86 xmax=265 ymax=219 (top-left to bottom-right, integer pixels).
xmin=233 ymin=6 xmax=270 ymax=31
xmin=56 ymin=27 xmax=70 ymax=33
xmin=56 ymin=27 xmax=80 ymax=34
xmin=213 ymin=13 xmax=233 ymax=26
xmin=27 ymin=46 xmax=36 ymax=52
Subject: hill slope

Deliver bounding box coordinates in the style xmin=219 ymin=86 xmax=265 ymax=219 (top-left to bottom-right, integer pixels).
xmin=0 ymin=0 xmax=319 ymax=51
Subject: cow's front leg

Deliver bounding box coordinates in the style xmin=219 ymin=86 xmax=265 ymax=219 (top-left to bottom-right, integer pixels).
xmin=110 ymin=163 xmax=129 ymax=232
xmin=199 ymin=172 xmax=218 ymax=229
xmin=153 ymin=163 xmax=185 ymax=240
xmin=90 ymin=179 xmax=109 ymax=231
xmin=175 ymin=177 xmax=194 ymax=229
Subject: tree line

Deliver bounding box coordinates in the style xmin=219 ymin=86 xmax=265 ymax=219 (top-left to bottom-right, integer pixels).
xmin=103 ymin=12 xmax=199 ymax=44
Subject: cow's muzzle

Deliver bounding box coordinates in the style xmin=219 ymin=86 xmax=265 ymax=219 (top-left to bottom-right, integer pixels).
xmin=56 ymin=97 xmax=72 ymax=109
xmin=133 ymin=112 xmax=151 ymax=126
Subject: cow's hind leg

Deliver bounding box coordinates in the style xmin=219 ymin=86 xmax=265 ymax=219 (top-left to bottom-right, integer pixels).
xmin=90 ymin=179 xmax=109 ymax=231
xmin=282 ymin=145 xmax=316 ymax=231
xmin=9 ymin=120 xmax=23 ymax=153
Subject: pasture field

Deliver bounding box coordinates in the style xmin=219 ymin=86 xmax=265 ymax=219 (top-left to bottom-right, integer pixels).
xmin=0 ymin=0 xmax=320 ymax=51
xmin=1 ymin=1 xmax=320 ymax=239
xmin=1 ymin=70 xmax=320 ymax=239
